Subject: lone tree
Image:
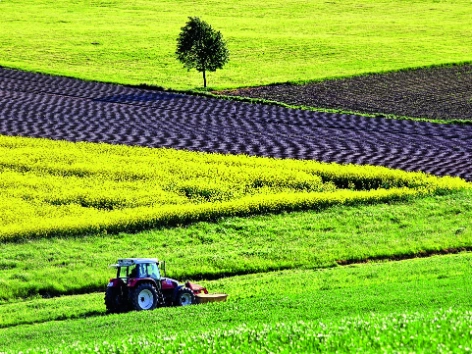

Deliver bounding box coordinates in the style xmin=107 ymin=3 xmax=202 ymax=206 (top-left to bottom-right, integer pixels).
xmin=176 ymin=17 xmax=229 ymax=88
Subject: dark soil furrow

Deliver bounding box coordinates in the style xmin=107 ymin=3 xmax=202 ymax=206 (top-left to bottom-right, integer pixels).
xmin=219 ymin=64 xmax=472 ymax=121
xmin=1 ymin=67 xmax=472 ymax=181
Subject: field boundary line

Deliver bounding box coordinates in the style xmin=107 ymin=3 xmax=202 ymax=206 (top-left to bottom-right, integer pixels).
xmin=5 ymin=249 xmax=471 ymax=307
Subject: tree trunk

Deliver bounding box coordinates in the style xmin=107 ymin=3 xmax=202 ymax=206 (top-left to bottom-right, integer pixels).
xmin=202 ymin=69 xmax=207 ymax=88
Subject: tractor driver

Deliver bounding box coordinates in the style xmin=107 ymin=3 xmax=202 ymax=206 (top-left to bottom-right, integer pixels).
xmin=129 ymin=265 xmax=140 ymax=278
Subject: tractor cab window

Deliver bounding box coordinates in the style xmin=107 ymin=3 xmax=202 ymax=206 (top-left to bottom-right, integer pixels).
xmin=118 ymin=264 xmax=142 ymax=279
xmin=146 ymin=263 xmax=160 ymax=280
xmin=118 ymin=266 xmax=129 ymax=279
xmin=130 ymin=264 xmax=147 ymax=278
xmin=117 ymin=263 xmax=159 ymax=279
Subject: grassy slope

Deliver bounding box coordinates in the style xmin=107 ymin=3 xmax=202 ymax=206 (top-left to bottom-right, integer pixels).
xmin=1 ymin=190 xmax=471 ymax=301
xmin=0 ymin=0 xmax=470 ymax=90
xmin=1 ymin=253 xmax=471 ymax=352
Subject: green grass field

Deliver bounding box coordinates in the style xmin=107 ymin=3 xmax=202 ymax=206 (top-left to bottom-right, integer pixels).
xmin=0 ymin=0 xmax=470 ymax=89
xmin=1 ymin=189 xmax=471 ymax=302
xmin=1 ymin=253 xmax=471 ymax=352
xmin=1 ymin=0 xmax=472 ymax=352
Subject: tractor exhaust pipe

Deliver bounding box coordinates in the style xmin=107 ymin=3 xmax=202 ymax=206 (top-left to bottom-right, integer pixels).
xmin=160 ymin=260 xmax=167 ymax=278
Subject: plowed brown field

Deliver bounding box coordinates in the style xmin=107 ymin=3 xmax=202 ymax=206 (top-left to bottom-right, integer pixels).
xmin=220 ymin=64 xmax=472 ymax=121
xmin=1 ymin=67 xmax=471 ymax=181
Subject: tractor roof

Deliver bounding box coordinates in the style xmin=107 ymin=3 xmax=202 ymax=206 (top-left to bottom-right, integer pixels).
xmin=110 ymin=258 xmax=159 ymax=268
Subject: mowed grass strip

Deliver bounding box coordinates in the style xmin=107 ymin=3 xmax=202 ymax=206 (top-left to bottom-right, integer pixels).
xmin=2 ymin=135 xmax=466 ymax=242
xmin=1 ymin=190 xmax=471 ymax=302
xmin=0 ymin=0 xmax=470 ymax=89
xmin=1 ymin=253 xmax=471 ymax=351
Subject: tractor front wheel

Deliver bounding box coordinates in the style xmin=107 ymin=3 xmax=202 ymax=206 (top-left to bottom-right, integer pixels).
xmin=131 ymin=283 xmax=159 ymax=311
xmin=175 ymin=287 xmax=195 ymax=306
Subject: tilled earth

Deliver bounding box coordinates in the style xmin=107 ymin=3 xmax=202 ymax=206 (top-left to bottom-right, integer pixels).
xmin=220 ymin=64 xmax=472 ymax=120
xmin=1 ymin=67 xmax=471 ymax=181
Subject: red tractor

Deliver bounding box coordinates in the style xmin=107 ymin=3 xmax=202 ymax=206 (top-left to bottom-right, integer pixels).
xmin=105 ymin=258 xmax=211 ymax=313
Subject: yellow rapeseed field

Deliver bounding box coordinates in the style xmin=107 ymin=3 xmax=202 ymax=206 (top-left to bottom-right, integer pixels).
xmin=0 ymin=135 xmax=468 ymax=240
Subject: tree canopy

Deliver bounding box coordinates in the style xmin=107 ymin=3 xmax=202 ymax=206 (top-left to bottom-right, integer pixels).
xmin=176 ymin=17 xmax=229 ymax=88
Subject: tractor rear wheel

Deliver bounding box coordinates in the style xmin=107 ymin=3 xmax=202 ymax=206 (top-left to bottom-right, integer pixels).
xmin=105 ymin=287 xmax=127 ymax=313
xmin=130 ymin=283 xmax=159 ymax=311
xmin=175 ymin=287 xmax=195 ymax=306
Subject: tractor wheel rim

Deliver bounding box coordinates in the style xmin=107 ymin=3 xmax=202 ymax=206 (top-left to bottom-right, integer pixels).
xmin=138 ymin=289 xmax=154 ymax=310
xmin=180 ymin=293 xmax=192 ymax=306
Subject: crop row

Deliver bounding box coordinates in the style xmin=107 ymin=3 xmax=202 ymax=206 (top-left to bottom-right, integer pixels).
xmin=0 ymin=187 xmax=429 ymax=242
xmin=1 ymin=135 xmax=468 ymax=241
xmin=1 ymin=67 xmax=472 ymax=180
xmin=221 ymin=64 xmax=472 ymax=120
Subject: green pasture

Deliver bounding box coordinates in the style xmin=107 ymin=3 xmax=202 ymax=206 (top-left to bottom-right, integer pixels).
xmin=1 ymin=253 xmax=471 ymax=352
xmin=0 ymin=1 xmax=471 ymax=351
xmin=1 ymin=189 xmax=471 ymax=302
xmin=0 ymin=0 xmax=470 ymax=89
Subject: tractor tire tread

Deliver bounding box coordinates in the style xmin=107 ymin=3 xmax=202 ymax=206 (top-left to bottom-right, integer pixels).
xmin=130 ymin=282 xmax=160 ymax=311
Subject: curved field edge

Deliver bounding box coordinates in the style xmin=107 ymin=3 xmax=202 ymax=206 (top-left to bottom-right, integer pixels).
xmin=0 ymin=188 xmax=431 ymax=241
xmin=212 ymin=62 xmax=472 ymax=124
xmin=1 ymin=253 xmax=471 ymax=351
xmin=230 ymin=61 xmax=472 ymax=88
xmin=1 ymin=189 xmax=471 ymax=302
xmin=2 ymin=135 xmax=468 ymax=242
xmin=207 ymin=91 xmax=472 ymax=126
xmin=0 ymin=0 xmax=471 ymax=90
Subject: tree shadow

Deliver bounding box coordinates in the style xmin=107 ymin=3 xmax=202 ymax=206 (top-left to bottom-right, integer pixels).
xmin=94 ymin=92 xmax=183 ymax=104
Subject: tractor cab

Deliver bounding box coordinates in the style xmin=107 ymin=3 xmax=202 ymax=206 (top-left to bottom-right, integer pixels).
xmin=113 ymin=258 xmax=161 ymax=281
